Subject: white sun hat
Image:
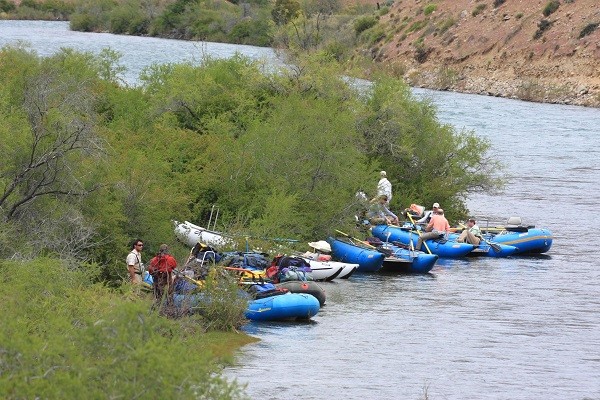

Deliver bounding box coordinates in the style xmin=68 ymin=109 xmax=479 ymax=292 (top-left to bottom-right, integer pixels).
xmin=308 ymin=240 xmax=332 ymax=253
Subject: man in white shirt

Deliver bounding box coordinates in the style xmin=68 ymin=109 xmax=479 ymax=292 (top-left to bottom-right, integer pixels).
xmin=377 ymin=171 xmax=392 ymax=205
xmin=126 ymin=239 xmax=144 ymax=284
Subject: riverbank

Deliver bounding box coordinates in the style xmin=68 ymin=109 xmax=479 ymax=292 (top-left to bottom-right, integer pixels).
xmin=0 ymin=259 xmax=255 ymax=399
xmin=370 ymin=0 xmax=600 ymax=107
xmin=3 ymin=0 xmax=599 ymax=107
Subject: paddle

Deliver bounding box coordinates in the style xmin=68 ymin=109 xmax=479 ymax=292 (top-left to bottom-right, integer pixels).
xmin=458 ymin=223 xmax=502 ymax=252
xmin=406 ymin=213 xmax=432 ymax=255
xmin=334 ymin=229 xmax=378 ymax=250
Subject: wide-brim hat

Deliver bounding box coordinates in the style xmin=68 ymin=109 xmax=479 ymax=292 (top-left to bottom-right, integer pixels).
xmin=308 ymin=240 xmax=332 ymax=253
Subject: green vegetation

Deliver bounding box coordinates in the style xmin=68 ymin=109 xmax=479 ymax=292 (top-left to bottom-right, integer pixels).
xmin=0 ymin=258 xmax=252 ymax=399
xmin=579 ymin=22 xmax=599 ymax=39
xmin=542 ymin=0 xmax=560 ymax=17
xmin=0 ymin=0 xmax=16 ymax=13
xmin=534 ymin=19 xmax=553 ymax=39
xmin=516 ymin=12 xmax=524 ymax=20
xmin=406 ymin=19 xmax=428 ymax=34
xmin=0 ymin=45 xmax=501 ymax=269
xmin=437 ymin=17 xmax=455 ymax=34
xmin=0 ymin=0 xmax=73 ymax=20
xmin=423 ymin=4 xmax=437 ymax=16
xmin=472 ymin=3 xmax=486 ymax=17
xmin=493 ymin=0 xmax=506 ymax=7
xmin=354 ymin=15 xmax=378 ymax=35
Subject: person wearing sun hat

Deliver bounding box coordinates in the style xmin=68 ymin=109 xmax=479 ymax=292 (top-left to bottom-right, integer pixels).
xmin=416 ymin=202 xmax=441 ymax=224
xmin=308 ymin=241 xmax=332 ymax=253
xmin=304 ymin=241 xmax=333 ymax=261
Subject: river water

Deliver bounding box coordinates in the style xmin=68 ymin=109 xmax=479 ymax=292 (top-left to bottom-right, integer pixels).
xmin=2 ymin=21 xmax=598 ymax=400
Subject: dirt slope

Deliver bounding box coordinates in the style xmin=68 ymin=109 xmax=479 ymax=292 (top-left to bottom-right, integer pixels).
xmin=372 ymin=0 xmax=600 ymax=107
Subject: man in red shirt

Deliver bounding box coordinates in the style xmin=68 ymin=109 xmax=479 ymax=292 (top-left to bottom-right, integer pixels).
xmin=148 ymin=244 xmax=178 ymax=304
xmin=416 ymin=209 xmax=450 ymax=251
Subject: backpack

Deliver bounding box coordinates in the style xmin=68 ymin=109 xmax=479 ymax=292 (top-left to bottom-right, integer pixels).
xmin=247 ymin=283 xmax=289 ymax=299
xmin=268 ymin=256 xmax=313 ymax=283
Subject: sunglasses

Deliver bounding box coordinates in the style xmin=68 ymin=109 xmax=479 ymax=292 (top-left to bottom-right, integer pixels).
xmin=136 ymin=244 xmax=144 ymax=247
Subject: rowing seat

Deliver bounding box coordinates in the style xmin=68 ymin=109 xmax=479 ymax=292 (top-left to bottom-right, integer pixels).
xmin=506 ymin=216 xmax=522 ymax=228
xmin=505 ymin=216 xmax=530 ymax=232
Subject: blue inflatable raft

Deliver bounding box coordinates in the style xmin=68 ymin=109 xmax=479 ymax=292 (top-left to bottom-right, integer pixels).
xmin=444 ymin=233 xmax=518 ymax=257
xmin=173 ymin=291 xmax=320 ymax=321
xmin=371 ymin=225 xmax=474 ymax=258
xmin=377 ymin=243 xmax=439 ymax=273
xmin=327 ymin=236 xmax=385 ymax=272
xmin=483 ymin=228 xmax=553 ymax=254
xmin=245 ymin=293 xmax=320 ymax=321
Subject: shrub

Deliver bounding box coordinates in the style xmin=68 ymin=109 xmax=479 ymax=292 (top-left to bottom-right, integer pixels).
xmin=579 ymin=22 xmax=599 ymax=38
xmin=406 ymin=19 xmax=427 ymax=33
xmin=362 ymin=24 xmax=386 ymax=45
xmin=423 ymin=3 xmax=437 ymax=16
xmin=109 ymin=7 xmax=149 ymax=35
xmin=516 ymin=12 xmax=524 ymax=20
xmin=271 ymin=0 xmax=300 ymax=25
xmin=437 ymin=17 xmax=455 ymax=34
xmin=542 ymin=0 xmax=559 ymax=17
xmin=0 ymin=259 xmax=247 ymax=398
xmin=20 ymin=0 xmax=40 ymax=9
xmin=533 ymin=19 xmax=553 ymax=39
xmin=228 ymin=18 xmax=273 ymax=46
xmin=378 ymin=6 xmax=390 ymax=16
xmin=354 ymin=15 xmax=378 ymax=35
xmin=493 ymin=0 xmax=506 ymax=7
xmin=0 ymin=0 xmax=16 ymax=12
xmin=414 ymin=43 xmax=430 ymax=63
xmin=70 ymin=13 xmax=98 ymax=32
xmin=472 ymin=3 xmax=486 ymax=17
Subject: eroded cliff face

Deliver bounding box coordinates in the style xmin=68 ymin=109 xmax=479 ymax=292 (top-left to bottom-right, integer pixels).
xmin=373 ymin=0 xmax=600 ymax=106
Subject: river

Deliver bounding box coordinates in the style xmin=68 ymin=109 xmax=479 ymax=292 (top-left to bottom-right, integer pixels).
xmin=1 ymin=20 xmax=598 ymax=400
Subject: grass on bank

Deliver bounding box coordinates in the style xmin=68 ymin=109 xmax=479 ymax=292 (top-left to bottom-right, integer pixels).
xmin=0 ymin=258 xmax=255 ymax=400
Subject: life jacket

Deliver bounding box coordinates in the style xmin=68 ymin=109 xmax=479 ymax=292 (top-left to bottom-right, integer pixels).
xmin=408 ymin=203 xmax=425 ymax=218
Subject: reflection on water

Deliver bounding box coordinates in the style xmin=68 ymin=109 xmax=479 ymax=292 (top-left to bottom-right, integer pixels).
xmin=1 ymin=20 xmax=599 ymax=400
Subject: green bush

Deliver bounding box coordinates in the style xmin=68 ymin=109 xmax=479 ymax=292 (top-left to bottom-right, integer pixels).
xmin=0 ymin=259 xmax=247 ymax=399
xmin=493 ymin=0 xmax=506 ymax=7
xmin=472 ymin=3 xmax=486 ymax=17
xmin=354 ymin=15 xmax=378 ymax=35
xmin=406 ymin=19 xmax=427 ymax=33
xmin=0 ymin=47 xmax=504 ymax=264
xmin=228 ymin=18 xmax=273 ymax=46
xmin=423 ymin=3 xmax=437 ymax=16
xmin=109 ymin=6 xmax=149 ymax=35
xmin=70 ymin=13 xmax=98 ymax=32
xmin=542 ymin=0 xmax=559 ymax=17
xmin=437 ymin=17 xmax=455 ymax=34
xmin=20 ymin=0 xmax=40 ymax=9
xmin=0 ymin=0 xmax=16 ymax=12
xmin=533 ymin=18 xmax=553 ymax=39
xmin=579 ymin=22 xmax=599 ymax=38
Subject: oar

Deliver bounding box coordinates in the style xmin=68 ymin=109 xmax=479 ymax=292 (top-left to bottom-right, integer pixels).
xmin=406 ymin=213 xmax=432 ymax=255
xmin=459 ymin=223 xmax=502 ymax=252
xmin=334 ymin=230 xmax=377 ymax=250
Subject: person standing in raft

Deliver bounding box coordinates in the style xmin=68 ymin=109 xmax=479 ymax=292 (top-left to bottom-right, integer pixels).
xmin=416 ymin=208 xmax=450 ymax=251
xmin=377 ymin=171 xmax=392 ymax=205
xmin=126 ymin=239 xmax=144 ymax=284
xmin=148 ymin=244 xmax=178 ymax=304
xmin=457 ymin=218 xmax=482 ymax=245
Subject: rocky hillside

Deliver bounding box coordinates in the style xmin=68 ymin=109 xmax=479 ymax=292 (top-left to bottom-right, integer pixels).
xmin=371 ymin=0 xmax=600 ymax=107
